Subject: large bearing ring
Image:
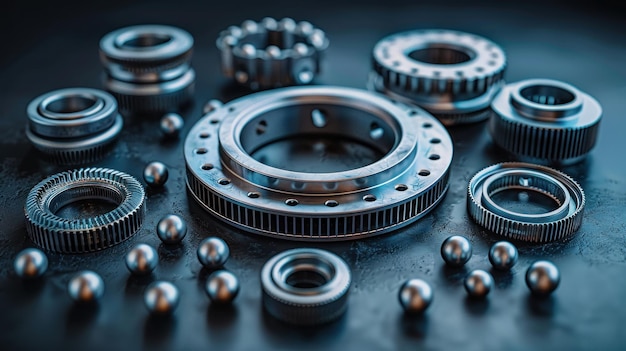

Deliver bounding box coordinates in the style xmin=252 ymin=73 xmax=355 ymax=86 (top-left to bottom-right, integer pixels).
xmin=216 ymin=17 xmax=328 ymax=89
xmin=370 ymin=29 xmax=507 ymax=125
xmin=25 ymin=88 xmax=123 ymax=165
xmin=261 ymin=248 xmax=351 ymax=325
xmin=100 ymin=25 xmax=195 ymax=112
xmin=184 ymin=86 xmax=453 ymax=240
xmin=489 ymin=79 xmax=602 ymax=165
xmin=25 ymin=168 xmax=146 ymax=253
xmin=467 ymin=163 xmax=585 ymax=243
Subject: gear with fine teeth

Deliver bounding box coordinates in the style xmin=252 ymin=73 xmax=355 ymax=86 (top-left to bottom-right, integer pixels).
xmin=370 ymin=29 xmax=507 ymax=125
xmin=25 ymin=168 xmax=146 ymax=253
xmin=216 ymin=17 xmax=329 ymax=89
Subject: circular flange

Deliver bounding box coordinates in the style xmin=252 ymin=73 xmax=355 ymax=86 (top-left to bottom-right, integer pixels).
xmin=25 ymin=168 xmax=146 ymax=253
xmin=370 ymin=29 xmax=506 ymax=125
xmin=216 ymin=17 xmax=328 ymax=89
xmin=467 ymin=162 xmax=585 ymax=242
xmin=489 ymin=79 xmax=602 ymax=165
xmin=184 ymin=86 xmax=453 ymax=241
xmin=261 ymin=248 xmax=351 ymax=325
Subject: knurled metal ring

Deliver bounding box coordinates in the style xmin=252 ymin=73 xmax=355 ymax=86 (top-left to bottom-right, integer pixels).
xmin=216 ymin=17 xmax=328 ymax=89
xmin=467 ymin=162 xmax=585 ymax=243
xmin=370 ymin=29 xmax=507 ymax=125
xmin=184 ymin=86 xmax=453 ymax=241
xmin=489 ymin=79 xmax=602 ymax=165
xmin=261 ymin=248 xmax=351 ymax=325
xmin=25 ymin=168 xmax=146 ymax=253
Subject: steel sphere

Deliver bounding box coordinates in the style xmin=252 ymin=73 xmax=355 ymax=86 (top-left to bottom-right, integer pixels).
xmin=202 ymin=99 xmax=223 ymax=114
xmin=144 ymin=281 xmax=180 ymax=315
xmin=160 ymin=113 xmax=184 ymax=138
xmin=526 ymin=260 xmax=560 ymax=296
xmin=197 ymin=237 xmax=230 ymax=269
xmin=464 ymin=269 xmax=494 ymax=298
xmin=398 ymin=279 xmax=433 ymax=313
xmin=489 ymin=241 xmax=518 ymax=270
xmin=156 ymin=214 xmax=187 ymax=244
xmin=143 ymin=161 xmax=169 ymax=187
xmin=68 ymin=271 xmax=105 ymax=303
xmin=206 ymin=270 xmax=240 ymax=304
xmin=441 ymin=235 xmax=472 ymax=267
xmin=14 ymin=248 xmax=48 ymax=279
xmin=125 ymin=244 xmax=158 ymax=275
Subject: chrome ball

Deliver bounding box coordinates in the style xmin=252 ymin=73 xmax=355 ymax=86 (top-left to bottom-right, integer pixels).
xmin=206 ymin=270 xmax=240 ymax=304
xmin=464 ymin=269 xmax=494 ymax=298
xmin=125 ymin=244 xmax=158 ymax=275
xmin=68 ymin=270 xmax=104 ymax=303
xmin=14 ymin=248 xmax=48 ymax=279
xmin=489 ymin=241 xmax=518 ymax=271
xmin=202 ymin=99 xmax=223 ymax=115
xmin=398 ymin=279 xmax=433 ymax=313
xmin=160 ymin=113 xmax=184 ymax=138
xmin=440 ymin=235 xmax=472 ymax=267
xmin=197 ymin=237 xmax=230 ymax=269
xmin=143 ymin=161 xmax=169 ymax=187
xmin=144 ymin=281 xmax=180 ymax=315
xmin=156 ymin=214 xmax=187 ymax=244
xmin=526 ymin=260 xmax=560 ymax=296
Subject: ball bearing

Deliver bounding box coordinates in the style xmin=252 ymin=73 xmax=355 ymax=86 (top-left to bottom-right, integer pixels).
xmin=398 ymin=278 xmax=433 ymax=314
xmin=68 ymin=270 xmax=105 ymax=303
xmin=370 ymin=29 xmax=507 ymax=125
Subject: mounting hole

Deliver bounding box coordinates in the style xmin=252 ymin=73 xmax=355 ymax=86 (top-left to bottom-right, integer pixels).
xmin=311 ymin=109 xmax=327 ymax=128
xmin=195 ymin=148 xmax=208 ymax=154
xmin=363 ymin=194 xmax=377 ymax=202
xmin=408 ymin=45 xmax=475 ymax=65
xmin=228 ymin=107 xmax=236 ymax=112
xmin=429 ymin=154 xmax=441 ymax=160
xmin=418 ymin=169 xmax=431 ymax=176
xmin=324 ymin=200 xmax=339 ymax=207
xmin=247 ymin=192 xmax=260 ymax=198
xmin=256 ymin=120 xmax=268 ymax=135
xmin=201 ymin=163 xmax=213 ymax=170
xmin=210 ymin=119 xmax=220 ymax=124
xmin=423 ymin=123 xmax=432 ymax=128
xmin=409 ymin=110 xmax=418 ymax=116
xmin=395 ymin=184 xmax=408 ymax=191
xmin=218 ymin=178 xmax=231 ymax=185
xmin=520 ymin=84 xmax=576 ymax=106
xmin=370 ymin=122 xmax=384 ymax=140
xmin=199 ymin=132 xmax=211 ymax=139
xmin=285 ymin=199 xmax=299 ymax=206
xmin=430 ymin=138 xmax=441 ymax=144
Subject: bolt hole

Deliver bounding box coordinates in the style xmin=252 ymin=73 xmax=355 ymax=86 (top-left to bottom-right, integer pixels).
xmin=429 ymin=154 xmax=441 ymax=160
xmin=195 ymin=148 xmax=208 ymax=154
xmin=247 ymin=192 xmax=260 ymax=198
xmin=363 ymin=194 xmax=377 ymax=202
xmin=409 ymin=110 xmax=418 ymax=116
xmin=256 ymin=120 xmax=268 ymax=135
xmin=199 ymin=133 xmax=210 ymax=139
xmin=218 ymin=178 xmax=231 ymax=185
xmin=201 ymin=163 xmax=213 ymax=170
xmin=210 ymin=119 xmax=219 ymax=124
xmin=418 ymin=170 xmax=431 ymax=176
xmin=324 ymin=200 xmax=339 ymax=207
xmin=285 ymin=199 xmax=299 ymax=206
xmin=430 ymin=138 xmax=441 ymax=144
xmin=395 ymin=184 xmax=408 ymax=191
xmin=311 ymin=109 xmax=327 ymax=128
xmin=423 ymin=123 xmax=433 ymax=128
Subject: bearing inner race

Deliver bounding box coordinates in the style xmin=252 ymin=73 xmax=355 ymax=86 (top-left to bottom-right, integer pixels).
xmin=39 ymin=93 xmax=104 ymax=120
xmin=510 ymin=80 xmax=583 ymax=121
xmin=272 ymin=252 xmax=338 ymax=295
xmin=407 ymin=43 xmax=476 ymax=65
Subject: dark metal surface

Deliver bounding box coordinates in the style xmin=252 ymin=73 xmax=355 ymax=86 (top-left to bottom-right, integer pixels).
xmin=1 ymin=1 xmax=625 ymax=350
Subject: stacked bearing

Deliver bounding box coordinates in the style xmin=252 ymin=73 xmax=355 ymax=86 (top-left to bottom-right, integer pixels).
xmin=370 ymin=29 xmax=507 ymax=125
xmin=25 ymin=88 xmax=123 ymax=164
xmin=216 ymin=18 xmax=328 ymax=89
xmin=99 ymin=25 xmax=195 ymax=113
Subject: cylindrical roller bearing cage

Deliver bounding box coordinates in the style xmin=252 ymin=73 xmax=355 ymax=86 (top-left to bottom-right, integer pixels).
xmin=184 ymin=86 xmax=453 ymax=240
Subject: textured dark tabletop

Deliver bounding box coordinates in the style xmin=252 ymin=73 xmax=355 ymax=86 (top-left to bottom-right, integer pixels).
xmin=1 ymin=1 xmax=625 ymax=350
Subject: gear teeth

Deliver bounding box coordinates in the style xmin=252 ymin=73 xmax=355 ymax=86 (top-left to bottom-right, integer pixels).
xmin=110 ymin=81 xmax=194 ymax=113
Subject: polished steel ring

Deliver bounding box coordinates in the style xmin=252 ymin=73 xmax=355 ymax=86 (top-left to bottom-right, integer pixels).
xmin=370 ymin=29 xmax=507 ymax=125
xmin=100 ymin=24 xmax=195 ymax=112
xmin=261 ymin=248 xmax=351 ymax=325
xmin=184 ymin=86 xmax=453 ymax=240
xmin=25 ymin=168 xmax=146 ymax=253
xmin=25 ymin=88 xmax=123 ymax=164
xmin=489 ymin=79 xmax=602 ymax=165
xmin=216 ymin=17 xmax=328 ymax=89
xmin=467 ymin=163 xmax=585 ymax=242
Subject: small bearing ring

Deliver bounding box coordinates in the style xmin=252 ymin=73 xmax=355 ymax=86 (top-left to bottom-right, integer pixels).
xmin=467 ymin=163 xmax=585 ymax=243
xmin=261 ymin=248 xmax=351 ymax=325
xmin=25 ymin=168 xmax=146 ymax=253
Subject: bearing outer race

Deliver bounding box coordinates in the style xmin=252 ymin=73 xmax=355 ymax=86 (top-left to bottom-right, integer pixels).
xmin=25 ymin=168 xmax=146 ymax=253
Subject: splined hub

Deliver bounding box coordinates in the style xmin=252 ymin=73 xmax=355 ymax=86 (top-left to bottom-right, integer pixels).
xmin=184 ymin=86 xmax=453 ymax=241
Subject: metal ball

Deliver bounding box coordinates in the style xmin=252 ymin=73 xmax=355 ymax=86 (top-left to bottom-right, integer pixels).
xmin=440 ymin=235 xmax=472 ymax=267
xmin=160 ymin=113 xmax=184 ymax=138
xmin=526 ymin=260 xmax=560 ymax=296
xmin=143 ymin=161 xmax=169 ymax=187
xmin=125 ymin=244 xmax=158 ymax=275
xmin=68 ymin=270 xmax=104 ymax=303
xmin=398 ymin=279 xmax=433 ymax=313
xmin=206 ymin=270 xmax=240 ymax=304
xmin=489 ymin=241 xmax=518 ymax=270
xmin=14 ymin=248 xmax=48 ymax=279
xmin=144 ymin=281 xmax=180 ymax=315
xmin=464 ymin=269 xmax=494 ymax=298
xmin=156 ymin=214 xmax=187 ymax=244
xmin=197 ymin=237 xmax=230 ymax=269
xmin=203 ymin=99 xmax=223 ymax=115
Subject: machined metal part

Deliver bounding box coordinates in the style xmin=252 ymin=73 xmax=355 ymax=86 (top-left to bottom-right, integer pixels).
xmin=464 ymin=269 xmax=493 ymax=298
xmin=68 ymin=270 xmax=105 ymax=303
xmin=100 ymin=25 xmax=195 ymax=112
xmin=370 ymin=29 xmax=507 ymax=125
xmin=13 ymin=248 xmax=48 ymax=279
xmin=261 ymin=248 xmax=351 ymax=325
xmin=144 ymin=281 xmax=180 ymax=315
xmin=440 ymin=235 xmax=472 ymax=267
xmin=398 ymin=278 xmax=433 ymax=313
xmin=526 ymin=260 xmax=560 ymax=296
xmin=216 ymin=17 xmax=329 ymax=89
xmin=490 ymin=79 xmax=602 ymax=165
xmin=184 ymin=86 xmax=453 ymax=241
xmin=24 ymin=168 xmax=146 ymax=253
xmin=467 ymin=163 xmax=585 ymax=242
xmin=206 ymin=270 xmax=240 ymax=304
xmin=488 ymin=241 xmax=518 ymax=271
xmin=25 ymin=88 xmax=123 ymax=164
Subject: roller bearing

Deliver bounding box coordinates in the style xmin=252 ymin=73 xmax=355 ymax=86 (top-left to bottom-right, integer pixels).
xmin=25 ymin=168 xmax=146 ymax=253
xmin=370 ymin=29 xmax=507 ymax=125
